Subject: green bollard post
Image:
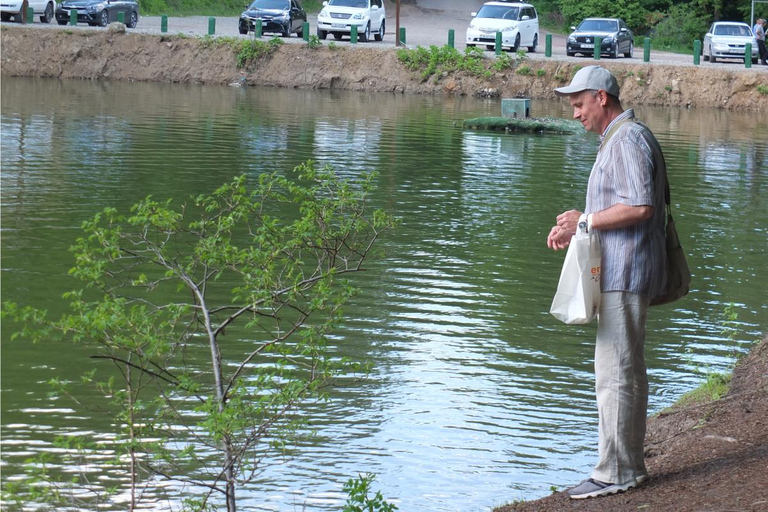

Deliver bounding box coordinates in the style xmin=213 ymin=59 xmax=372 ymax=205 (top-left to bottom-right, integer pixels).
xmin=495 ymin=31 xmax=502 ymax=56
xmin=208 ymin=17 xmax=215 ymax=36
xmin=399 ymin=27 xmax=406 ymax=45
xmin=745 ymin=43 xmax=752 ymax=68
xmin=448 ymin=29 xmax=454 ymax=48
xmin=545 ymin=33 xmax=552 ymax=57
xmin=693 ymin=40 xmax=701 ymax=65
xmin=350 ymin=24 xmax=358 ymax=44
xmin=161 ymin=14 xmax=168 ymax=32
xmin=643 ymin=37 xmax=651 ymax=62
xmin=26 ymin=6 xmax=34 ymax=23
xmin=255 ymin=19 xmax=262 ymax=38
xmin=69 ymin=8 xmax=77 ymax=25
xmin=302 ymin=21 xmax=309 ymax=41
xmin=117 ymin=11 xmax=124 ymax=24
xmin=593 ymin=37 xmax=602 ymax=60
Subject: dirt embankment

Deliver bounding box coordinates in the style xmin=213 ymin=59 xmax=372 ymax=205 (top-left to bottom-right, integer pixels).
xmin=2 ymin=26 xmax=768 ymax=111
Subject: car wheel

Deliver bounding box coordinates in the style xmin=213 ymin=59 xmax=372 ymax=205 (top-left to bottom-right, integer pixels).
xmin=710 ymin=47 xmax=716 ymax=63
xmin=1 ymin=13 xmax=11 ymax=21
xmin=56 ymin=18 xmax=67 ymax=25
xmin=624 ymin=42 xmax=633 ymax=58
xmin=527 ymin=34 xmax=537 ymax=53
xmin=512 ymin=33 xmax=520 ymax=52
xmin=374 ymin=19 xmax=384 ymax=41
xmin=360 ymin=22 xmax=370 ymax=42
xmin=98 ymin=9 xmax=108 ymax=27
xmin=282 ymin=22 xmax=290 ymax=37
xmin=486 ymin=45 xmax=495 ymax=51
xmin=239 ymin=25 xmax=248 ymax=35
xmin=40 ymin=2 xmax=53 ymax=23
xmin=611 ymin=43 xmax=619 ymax=59
xmin=333 ymin=32 xmax=342 ymax=40
xmin=566 ymin=50 xmax=575 ymax=57
xmin=297 ymin=24 xmax=303 ymax=38
xmin=317 ymin=28 xmax=327 ymax=40
xmin=126 ymin=10 xmax=137 ymax=28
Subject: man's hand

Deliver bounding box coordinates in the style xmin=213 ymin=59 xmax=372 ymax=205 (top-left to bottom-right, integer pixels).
xmin=546 ymin=209 xmax=582 ymax=250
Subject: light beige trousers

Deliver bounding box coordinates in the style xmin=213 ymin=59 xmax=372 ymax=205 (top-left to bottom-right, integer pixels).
xmin=591 ymin=291 xmax=650 ymax=485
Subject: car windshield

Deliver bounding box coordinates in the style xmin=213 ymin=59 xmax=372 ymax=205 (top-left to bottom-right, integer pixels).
xmin=476 ymin=5 xmax=519 ymax=20
xmin=328 ymin=0 xmax=368 ymax=8
xmin=249 ymin=0 xmax=289 ymax=9
xmin=578 ymin=19 xmax=619 ymax=32
xmin=714 ymin=24 xmax=751 ymax=36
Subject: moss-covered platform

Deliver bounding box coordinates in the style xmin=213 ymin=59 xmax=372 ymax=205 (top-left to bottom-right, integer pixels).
xmin=462 ymin=116 xmax=582 ymax=134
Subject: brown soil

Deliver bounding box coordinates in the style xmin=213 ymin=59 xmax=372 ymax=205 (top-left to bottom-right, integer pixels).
xmin=496 ymin=334 xmax=768 ymax=512
xmin=2 ymin=26 xmax=768 ymax=111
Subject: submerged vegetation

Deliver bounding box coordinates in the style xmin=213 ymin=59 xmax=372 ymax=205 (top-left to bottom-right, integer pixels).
xmin=463 ymin=116 xmax=582 ymax=134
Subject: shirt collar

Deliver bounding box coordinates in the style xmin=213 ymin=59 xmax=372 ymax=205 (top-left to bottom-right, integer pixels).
xmin=599 ymin=109 xmax=635 ymax=142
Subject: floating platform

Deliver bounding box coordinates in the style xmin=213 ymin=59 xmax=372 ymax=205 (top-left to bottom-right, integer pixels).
xmin=462 ymin=116 xmax=582 ymax=134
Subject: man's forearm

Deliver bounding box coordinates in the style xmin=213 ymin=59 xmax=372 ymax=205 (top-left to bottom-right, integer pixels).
xmin=591 ymin=203 xmax=653 ymax=231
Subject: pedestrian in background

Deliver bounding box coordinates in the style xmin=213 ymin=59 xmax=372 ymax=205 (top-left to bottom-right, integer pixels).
xmin=754 ymin=19 xmax=767 ymax=65
xmin=547 ymin=66 xmax=668 ymax=499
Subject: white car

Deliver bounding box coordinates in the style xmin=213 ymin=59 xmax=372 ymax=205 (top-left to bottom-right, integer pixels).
xmin=1 ymin=0 xmax=55 ymax=23
xmin=466 ymin=1 xmax=539 ymax=52
xmin=316 ymin=0 xmax=385 ymax=42
xmin=703 ymin=21 xmax=759 ymax=64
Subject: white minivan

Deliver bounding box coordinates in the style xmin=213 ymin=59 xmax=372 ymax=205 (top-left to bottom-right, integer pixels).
xmin=1 ymin=0 xmax=55 ymax=23
xmin=466 ymin=1 xmax=539 ymax=52
xmin=316 ymin=0 xmax=386 ymax=42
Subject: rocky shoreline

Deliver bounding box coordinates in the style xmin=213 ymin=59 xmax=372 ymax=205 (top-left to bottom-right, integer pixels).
xmin=2 ymin=26 xmax=768 ymax=111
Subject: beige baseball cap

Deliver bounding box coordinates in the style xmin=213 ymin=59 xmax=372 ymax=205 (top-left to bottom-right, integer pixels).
xmin=554 ymin=66 xmax=620 ymax=98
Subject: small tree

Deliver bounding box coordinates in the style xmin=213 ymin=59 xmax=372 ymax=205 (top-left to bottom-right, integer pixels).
xmin=3 ymin=162 xmax=394 ymax=511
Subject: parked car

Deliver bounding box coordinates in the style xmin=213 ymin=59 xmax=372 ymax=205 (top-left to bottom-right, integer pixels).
xmin=566 ymin=18 xmax=633 ymax=58
xmin=239 ymin=0 xmax=306 ymax=37
xmin=1 ymin=0 xmax=55 ymax=23
xmin=703 ymin=21 xmax=758 ymax=64
xmin=465 ymin=1 xmax=539 ymax=52
xmin=316 ymin=0 xmax=385 ymax=42
xmin=55 ymin=0 xmax=139 ymax=27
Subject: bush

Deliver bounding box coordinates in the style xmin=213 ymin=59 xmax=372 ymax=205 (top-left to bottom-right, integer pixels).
xmin=650 ymin=4 xmax=709 ymax=51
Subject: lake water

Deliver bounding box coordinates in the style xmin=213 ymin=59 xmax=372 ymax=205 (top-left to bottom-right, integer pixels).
xmin=2 ymin=76 xmax=767 ymax=511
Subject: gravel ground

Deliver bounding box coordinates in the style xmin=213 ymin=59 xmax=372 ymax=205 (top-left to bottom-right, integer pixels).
xmin=3 ymin=1 xmax=766 ymax=72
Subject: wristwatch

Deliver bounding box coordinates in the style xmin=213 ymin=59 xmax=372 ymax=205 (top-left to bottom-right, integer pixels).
xmin=578 ymin=213 xmax=588 ymax=233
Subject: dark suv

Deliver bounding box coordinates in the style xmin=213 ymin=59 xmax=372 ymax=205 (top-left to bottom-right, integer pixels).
xmin=239 ymin=0 xmax=307 ymax=37
xmin=566 ymin=18 xmax=633 ymax=58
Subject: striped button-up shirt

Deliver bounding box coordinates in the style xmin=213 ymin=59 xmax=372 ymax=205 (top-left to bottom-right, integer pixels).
xmin=585 ymin=109 xmax=668 ymax=298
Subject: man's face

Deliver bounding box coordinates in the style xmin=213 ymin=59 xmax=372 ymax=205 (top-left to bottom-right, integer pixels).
xmin=568 ymin=90 xmax=604 ymax=134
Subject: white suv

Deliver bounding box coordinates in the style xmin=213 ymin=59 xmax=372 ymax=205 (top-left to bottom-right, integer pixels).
xmin=1 ymin=0 xmax=55 ymax=23
xmin=316 ymin=0 xmax=385 ymax=42
xmin=466 ymin=1 xmax=539 ymax=52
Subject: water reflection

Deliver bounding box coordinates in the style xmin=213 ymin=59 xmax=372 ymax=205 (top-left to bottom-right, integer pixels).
xmin=2 ymin=77 xmax=767 ymax=511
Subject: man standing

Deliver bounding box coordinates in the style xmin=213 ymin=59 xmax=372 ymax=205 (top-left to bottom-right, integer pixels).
xmin=754 ymin=18 xmax=767 ymax=66
xmin=547 ymin=66 xmax=668 ymax=499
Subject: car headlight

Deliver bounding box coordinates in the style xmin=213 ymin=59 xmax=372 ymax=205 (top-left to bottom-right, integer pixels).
xmin=602 ymin=35 xmax=615 ymax=43
xmin=567 ymin=36 xmax=576 ymax=43
xmin=351 ymin=12 xmax=365 ymax=19
xmin=468 ymin=21 xmax=476 ymax=29
xmin=88 ymin=2 xmax=107 ymax=12
xmin=318 ymin=7 xmax=327 ymax=17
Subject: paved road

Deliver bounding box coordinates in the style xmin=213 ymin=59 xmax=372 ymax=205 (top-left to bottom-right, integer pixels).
xmin=3 ymin=3 xmax=764 ymax=71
